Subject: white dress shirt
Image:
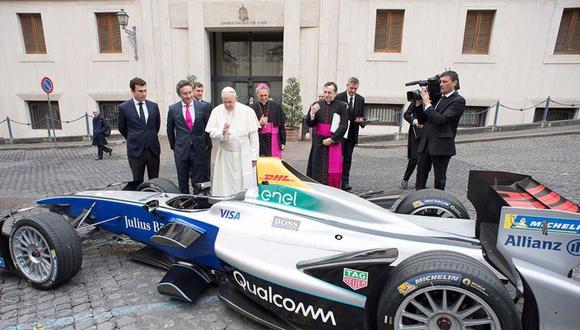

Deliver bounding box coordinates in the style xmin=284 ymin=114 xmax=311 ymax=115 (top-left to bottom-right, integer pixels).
xmin=426 ymin=90 xmax=455 ymax=112
xmin=133 ymin=98 xmax=149 ymax=123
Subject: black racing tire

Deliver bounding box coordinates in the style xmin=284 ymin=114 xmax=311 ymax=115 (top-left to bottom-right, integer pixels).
xmin=395 ymin=189 xmax=470 ymax=219
xmin=136 ymin=178 xmax=180 ymax=193
xmin=376 ymin=251 xmax=521 ymax=330
xmin=9 ymin=212 xmax=82 ymax=289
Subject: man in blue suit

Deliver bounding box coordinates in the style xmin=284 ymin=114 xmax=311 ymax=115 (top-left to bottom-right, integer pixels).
xmin=117 ymin=77 xmax=161 ymax=191
xmin=193 ymin=81 xmax=213 ymax=176
xmin=167 ymin=80 xmax=211 ymax=194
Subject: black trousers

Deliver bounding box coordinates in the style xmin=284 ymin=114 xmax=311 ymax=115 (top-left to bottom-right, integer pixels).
xmin=124 ymin=149 xmax=160 ymax=191
xmin=96 ymin=144 xmax=112 ymax=159
xmin=175 ymin=155 xmax=209 ymax=195
xmin=403 ymin=157 xmax=418 ymax=182
xmin=403 ymin=136 xmax=419 ymax=181
xmin=341 ymin=139 xmax=356 ymax=187
xmin=416 ymin=151 xmax=450 ymax=190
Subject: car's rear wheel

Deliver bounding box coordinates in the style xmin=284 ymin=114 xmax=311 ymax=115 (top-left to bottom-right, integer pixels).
xmin=9 ymin=212 xmax=82 ymax=289
xmin=137 ymin=178 xmax=180 ymax=193
xmin=376 ymin=251 xmax=520 ymax=330
xmin=395 ymin=189 xmax=469 ymax=219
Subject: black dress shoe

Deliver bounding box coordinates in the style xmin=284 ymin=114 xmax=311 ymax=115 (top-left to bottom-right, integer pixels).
xmin=342 ymin=186 xmax=352 ymax=191
xmin=400 ymin=180 xmax=409 ymax=189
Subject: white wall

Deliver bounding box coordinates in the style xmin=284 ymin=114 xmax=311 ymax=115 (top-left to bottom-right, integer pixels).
xmin=337 ymin=0 xmax=580 ymax=133
xmin=1 ymin=0 xmax=579 ymax=139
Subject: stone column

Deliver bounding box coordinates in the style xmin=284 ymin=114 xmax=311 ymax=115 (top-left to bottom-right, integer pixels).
xmin=283 ymin=0 xmax=301 ymax=85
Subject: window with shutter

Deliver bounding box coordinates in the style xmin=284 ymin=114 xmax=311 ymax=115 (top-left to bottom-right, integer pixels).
xmin=462 ymin=10 xmax=495 ymax=55
xmin=554 ymin=8 xmax=580 ymax=54
xmin=18 ymin=13 xmax=47 ymax=54
xmin=374 ymin=10 xmax=404 ymax=53
xmin=96 ymin=13 xmax=122 ymax=53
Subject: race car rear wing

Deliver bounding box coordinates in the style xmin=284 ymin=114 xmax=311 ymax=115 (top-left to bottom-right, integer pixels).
xmin=467 ymin=170 xmax=580 ymax=284
xmin=468 ymin=170 xmax=579 ymax=239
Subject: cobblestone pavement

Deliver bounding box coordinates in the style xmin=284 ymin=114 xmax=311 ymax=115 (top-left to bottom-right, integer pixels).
xmin=1 ymin=134 xmax=580 ymax=329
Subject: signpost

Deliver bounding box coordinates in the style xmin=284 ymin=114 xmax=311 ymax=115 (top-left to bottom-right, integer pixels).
xmin=41 ymin=77 xmax=56 ymax=143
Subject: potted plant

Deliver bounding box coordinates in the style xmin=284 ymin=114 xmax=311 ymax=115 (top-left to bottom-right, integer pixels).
xmin=282 ymin=77 xmax=303 ymax=142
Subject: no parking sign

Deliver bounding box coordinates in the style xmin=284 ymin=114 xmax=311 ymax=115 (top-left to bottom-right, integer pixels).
xmin=41 ymin=76 xmax=56 ymax=141
xmin=41 ymin=76 xmax=54 ymax=94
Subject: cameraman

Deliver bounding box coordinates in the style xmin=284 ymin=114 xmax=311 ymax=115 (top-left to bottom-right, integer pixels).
xmin=416 ymin=70 xmax=465 ymax=190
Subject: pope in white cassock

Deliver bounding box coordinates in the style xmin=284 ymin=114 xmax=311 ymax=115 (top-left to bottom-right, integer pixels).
xmin=205 ymin=87 xmax=260 ymax=196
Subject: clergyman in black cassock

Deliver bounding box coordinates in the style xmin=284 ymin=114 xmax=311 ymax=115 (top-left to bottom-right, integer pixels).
xmin=251 ymin=83 xmax=286 ymax=158
xmin=306 ymin=82 xmax=348 ymax=188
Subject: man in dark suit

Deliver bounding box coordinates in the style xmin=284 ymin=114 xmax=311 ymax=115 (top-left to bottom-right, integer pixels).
xmin=92 ymin=109 xmax=112 ymax=160
xmin=400 ymin=100 xmax=425 ymax=189
xmin=167 ymin=80 xmax=211 ymax=194
xmin=117 ymin=77 xmax=161 ymax=191
xmin=416 ymin=70 xmax=465 ymax=190
xmin=335 ymin=77 xmax=366 ymax=191
xmin=193 ymin=81 xmax=213 ymax=175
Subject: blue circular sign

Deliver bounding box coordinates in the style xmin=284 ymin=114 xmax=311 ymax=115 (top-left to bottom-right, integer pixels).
xmin=41 ymin=77 xmax=54 ymax=94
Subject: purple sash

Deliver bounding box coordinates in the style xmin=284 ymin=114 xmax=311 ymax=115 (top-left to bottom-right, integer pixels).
xmin=315 ymin=123 xmax=342 ymax=188
xmin=259 ymin=123 xmax=281 ymax=158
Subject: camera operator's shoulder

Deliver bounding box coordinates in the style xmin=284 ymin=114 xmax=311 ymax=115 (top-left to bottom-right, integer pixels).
xmin=453 ymin=93 xmax=466 ymax=105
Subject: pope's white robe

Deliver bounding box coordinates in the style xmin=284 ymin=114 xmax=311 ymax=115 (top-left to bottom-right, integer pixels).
xmin=205 ymin=102 xmax=260 ymax=196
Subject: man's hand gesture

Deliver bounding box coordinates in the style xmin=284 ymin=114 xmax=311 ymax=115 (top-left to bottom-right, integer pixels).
xmin=223 ymin=123 xmax=230 ymax=139
xmin=310 ymin=103 xmax=320 ymax=115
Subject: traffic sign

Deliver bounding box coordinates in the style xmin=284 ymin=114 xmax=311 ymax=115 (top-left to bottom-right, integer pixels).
xmin=41 ymin=77 xmax=54 ymax=94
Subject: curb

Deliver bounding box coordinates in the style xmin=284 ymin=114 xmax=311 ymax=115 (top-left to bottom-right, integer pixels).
xmin=0 ymin=140 xmax=126 ymax=151
xmin=357 ymin=128 xmax=580 ymax=149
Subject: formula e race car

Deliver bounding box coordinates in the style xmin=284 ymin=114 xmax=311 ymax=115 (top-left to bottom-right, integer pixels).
xmin=1 ymin=158 xmax=579 ymax=330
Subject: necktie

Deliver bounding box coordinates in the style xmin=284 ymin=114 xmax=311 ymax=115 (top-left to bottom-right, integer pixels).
xmin=185 ymin=103 xmax=193 ymax=131
xmin=138 ymin=102 xmax=146 ymax=125
xmin=435 ymin=96 xmax=447 ymax=111
xmin=349 ymin=96 xmax=354 ymax=111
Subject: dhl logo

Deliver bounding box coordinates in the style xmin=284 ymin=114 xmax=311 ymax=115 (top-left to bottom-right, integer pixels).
xmin=263 ymin=174 xmax=292 ymax=182
xmin=256 ymin=157 xmax=310 ymax=188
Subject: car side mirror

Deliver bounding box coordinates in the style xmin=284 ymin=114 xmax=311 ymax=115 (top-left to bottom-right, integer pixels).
xmin=143 ymin=200 xmax=159 ymax=213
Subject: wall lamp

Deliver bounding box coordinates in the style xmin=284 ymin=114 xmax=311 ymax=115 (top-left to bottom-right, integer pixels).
xmin=116 ymin=9 xmax=138 ymax=60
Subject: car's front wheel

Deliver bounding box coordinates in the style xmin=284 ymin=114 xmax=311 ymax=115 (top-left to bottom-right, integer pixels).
xmin=376 ymin=251 xmax=520 ymax=330
xmin=9 ymin=212 xmax=82 ymax=289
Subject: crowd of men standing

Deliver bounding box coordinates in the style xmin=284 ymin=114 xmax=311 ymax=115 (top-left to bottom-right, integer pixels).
xmin=103 ymin=71 xmax=464 ymax=196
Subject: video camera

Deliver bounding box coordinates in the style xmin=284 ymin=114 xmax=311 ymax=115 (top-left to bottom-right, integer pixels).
xmin=405 ymin=75 xmax=441 ymax=102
